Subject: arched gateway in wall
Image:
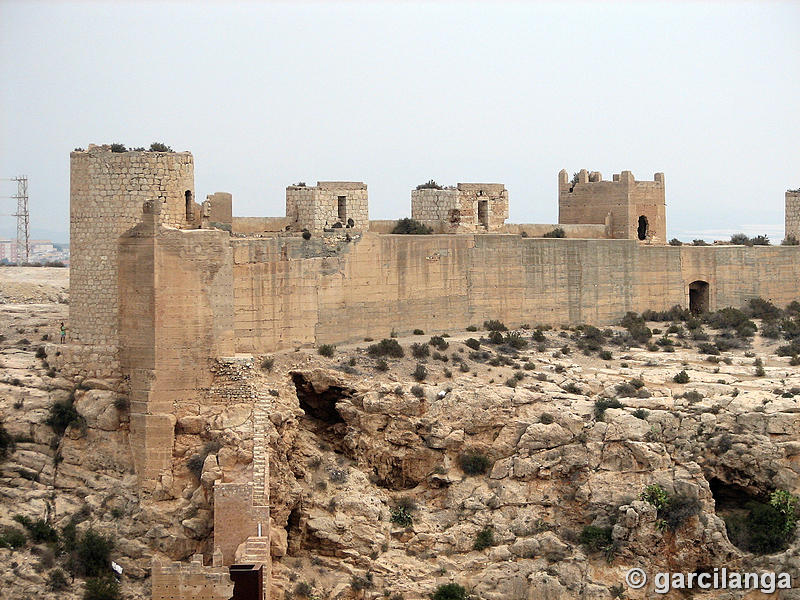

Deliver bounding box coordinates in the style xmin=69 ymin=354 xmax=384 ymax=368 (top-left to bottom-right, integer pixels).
xmin=689 ymin=280 xmax=710 ymax=314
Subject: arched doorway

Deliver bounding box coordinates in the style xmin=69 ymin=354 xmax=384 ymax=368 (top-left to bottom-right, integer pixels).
xmin=689 ymin=280 xmax=709 ymax=314
xmin=637 ymin=215 xmax=649 ymax=240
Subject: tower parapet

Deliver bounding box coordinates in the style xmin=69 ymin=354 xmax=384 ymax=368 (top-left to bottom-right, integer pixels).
xmin=558 ymin=169 xmax=666 ymax=243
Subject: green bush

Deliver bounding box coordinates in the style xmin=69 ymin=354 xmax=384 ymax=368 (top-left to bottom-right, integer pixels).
xmin=692 ymin=239 xmax=709 ymax=246
xmin=655 ymin=494 xmax=702 ymax=531
xmin=540 ymin=413 xmax=554 ymax=424
xmin=261 ymin=357 xmax=275 ymax=372
xmin=83 ymin=576 xmax=120 ymax=600
xmin=109 ymin=143 xmax=127 ymax=153
xmin=632 ymin=408 xmax=649 ymax=420
xmin=598 ymin=350 xmax=612 ymax=360
xmin=640 ymin=484 xmax=669 ymax=511
xmin=301 ymin=229 xmax=311 ymax=240
xmin=483 ymin=320 xmax=507 ymax=332
xmin=411 ymin=385 xmax=425 ymax=398
xmin=751 ymin=234 xmax=770 ymax=246
xmin=149 ymin=142 xmax=173 ymax=152
xmin=375 ymin=359 xmax=389 ymax=372
xmin=594 ymin=398 xmax=623 ymax=421
xmin=390 ymin=506 xmax=413 ymax=527
xmin=504 ymin=332 xmax=528 ymax=349
xmin=411 ymin=343 xmax=430 ymax=358
xmin=579 ymin=525 xmax=613 ymax=553
xmin=350 ymin=572 xmax=374 ymax=591
xmin=0 ymin=527 xmax=26 ymax=549
xmin=466 ymin=325 xmax=478 ymax=332
xmin=729 ymin=233 xmax=752 ymax=246
xmin=429 ymin=335 xmax=449 ymax=350
xmin=432 ymin=583 xmax=468 ymax=600
xmin=13 ymin=515 xmax=58 ymax=543
xmin=673 ymin=370 xmax=690 ymax=384
xmin=473 ymin=526 xmax=495 ymax=550
xmin=318 ymin=344 xmax=335 ymax=357
xmin=543 ymin=227 xmax=565 ymax=238
xmin=669 ymin=238 xmax=683 ymax=246
xmin=392 ymin=218 xmax=432 ymax=235
xmin=47 ymin=568 xmax=69 ymax=591
xmin=68 ymin=529 xmax=113 ymax=577
xmin=458 ymin=450 xmax=491 ymax=475
xmin=367 ymin=338 xmax=404 ymax=358
xmin=416 ymin=180 xmax=442 ymax=190
xmin=46 ymin=397 xmax=82 ymax=436
xmin=465 ymin=338 xmax=481 ymax=350
xmin=412 ymin=363 xmax=427 ymax=382
xmin=698 ymin=342 xmax=720 ymax=355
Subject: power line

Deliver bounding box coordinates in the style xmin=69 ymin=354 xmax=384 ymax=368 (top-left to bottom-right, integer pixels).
xmin=1 ymin=176 xmax=29 ymax=263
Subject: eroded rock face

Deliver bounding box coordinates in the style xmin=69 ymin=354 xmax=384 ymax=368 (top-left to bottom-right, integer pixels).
xmin=260 ymin=342 xmax=800 ymax=600
xmin=4 ymin=285 xmax=800 ymax=600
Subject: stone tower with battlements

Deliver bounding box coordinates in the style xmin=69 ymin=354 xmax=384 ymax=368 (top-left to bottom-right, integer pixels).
xmin=558 ymin=169 xmax=666 ymax=243
xmin=285 ymin=181 xmax=368 ymax=233
xmin=69 ymin=145 xmax=196 ymax=350
xmin=786 ymin=189 xmax=800 ymax=242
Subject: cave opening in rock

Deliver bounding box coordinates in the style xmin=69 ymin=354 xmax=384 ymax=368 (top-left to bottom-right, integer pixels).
xmin=710 ymin=478 xmax=795 ymax=555
xmin=291 ymin=372 xmax=349 ymax=425
xmin=286 ymin=507 xmax=303 ymax=556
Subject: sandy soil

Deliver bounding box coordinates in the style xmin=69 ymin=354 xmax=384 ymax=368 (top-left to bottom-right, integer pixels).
xmin=0 ymin=266 xmax=69 ymax=304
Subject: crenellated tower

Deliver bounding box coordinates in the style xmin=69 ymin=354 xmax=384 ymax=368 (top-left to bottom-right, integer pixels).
xmin=558 ymin=169 xmax=666 ymax=243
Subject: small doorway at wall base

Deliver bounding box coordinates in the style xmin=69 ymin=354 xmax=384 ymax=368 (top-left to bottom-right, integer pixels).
xmin=689 ymin=280 xmax=709 ymax=314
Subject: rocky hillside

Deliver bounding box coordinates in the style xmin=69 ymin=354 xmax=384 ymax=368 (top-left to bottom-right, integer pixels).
xmin=2 ymin=268 xmax=800 ymax=599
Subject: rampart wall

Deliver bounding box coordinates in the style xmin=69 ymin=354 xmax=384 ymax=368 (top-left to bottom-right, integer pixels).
xmin=228 ymin=233 xmax=800 ymax=354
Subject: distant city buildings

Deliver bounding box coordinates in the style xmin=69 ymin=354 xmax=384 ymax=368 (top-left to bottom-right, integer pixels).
xmin=0 ymin=238 xmax=69 ymax=265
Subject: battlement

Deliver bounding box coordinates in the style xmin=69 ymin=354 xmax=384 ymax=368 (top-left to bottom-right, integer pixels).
xmin=558 ymin=168 xmax=666 ymax=242
xmin=558 ymin=168 xmax=664 ymax=188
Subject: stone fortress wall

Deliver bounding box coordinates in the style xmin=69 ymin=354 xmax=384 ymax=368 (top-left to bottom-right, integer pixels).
xmin=65 ymin=147 xmax=798 ymax=599
xmin=787 ymin=189 xmax=800 ymax=241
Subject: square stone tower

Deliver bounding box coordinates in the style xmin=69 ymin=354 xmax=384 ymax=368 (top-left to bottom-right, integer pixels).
xmin=70 ymin=145 xmax=196 ymax=348
xmin=285 ymin=181 xmax=368 ymax=232
xmin=411 ymin=183 xmax=509 ymax=233
xmin=558 ymin=169 xmax=666 ymax=243
xmin=786 ymin=189 xmax=800 ymax=242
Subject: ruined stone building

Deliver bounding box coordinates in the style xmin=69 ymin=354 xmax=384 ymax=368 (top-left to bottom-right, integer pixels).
xmin=62 ymin=144 xmax=800 ymax=599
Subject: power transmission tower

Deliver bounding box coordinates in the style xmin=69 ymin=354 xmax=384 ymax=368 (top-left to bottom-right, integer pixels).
xmin=13 ymin=177 xmax=30 ymax=263
xmin=0 ymin=176 xmax=30 ymax=263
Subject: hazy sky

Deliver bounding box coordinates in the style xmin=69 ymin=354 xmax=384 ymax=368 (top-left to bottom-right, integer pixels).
xmin=1 ymin=1 xmax=798 ymax=243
